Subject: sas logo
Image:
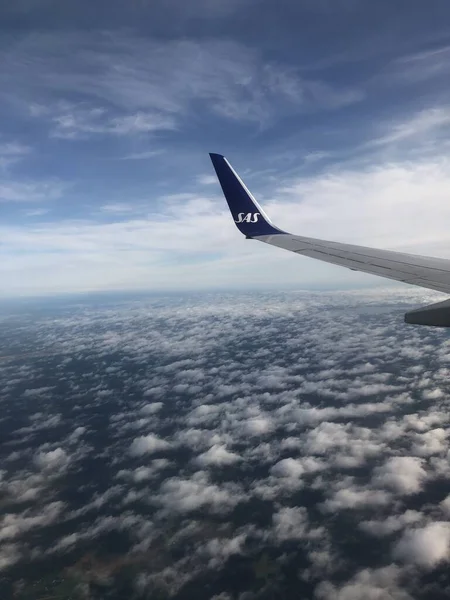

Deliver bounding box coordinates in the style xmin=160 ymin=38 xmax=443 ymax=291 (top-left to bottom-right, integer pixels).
xmin=234 ymin=212 xmax=260 ymax=224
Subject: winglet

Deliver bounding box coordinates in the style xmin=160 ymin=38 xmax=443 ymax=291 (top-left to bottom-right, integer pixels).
xmin=209 ymin=153 xmax=284 ymax=237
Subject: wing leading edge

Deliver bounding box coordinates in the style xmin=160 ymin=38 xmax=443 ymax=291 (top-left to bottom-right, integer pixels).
xmin=209 ymin=152 xmax=450 ymax=327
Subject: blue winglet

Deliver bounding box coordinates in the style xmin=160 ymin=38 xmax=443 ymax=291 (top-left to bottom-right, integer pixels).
xmin=209 ymin=153 xmax=285 ymax=237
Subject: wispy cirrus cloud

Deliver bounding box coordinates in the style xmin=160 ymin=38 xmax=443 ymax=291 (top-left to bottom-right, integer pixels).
xmin=1 ymin=32 xmax=363 ymax=139
xmin=388 ymin=44 xmax=450 ymax=84
xmin=370 ymin=106 xmax=450 ymax=148
xmin=46 ymin=104 xmax=177 ymax=140
xmin=0 ymin=179 xmax=66 ymax=203
xmin=0 ymin=141 xmax=31 ymax=170
xmin=120 ymin=149 xmax=164 ymax=160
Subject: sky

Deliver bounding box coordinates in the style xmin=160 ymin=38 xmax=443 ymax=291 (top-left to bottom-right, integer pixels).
xmin=3 ymin=0 xmax=450 ymax=296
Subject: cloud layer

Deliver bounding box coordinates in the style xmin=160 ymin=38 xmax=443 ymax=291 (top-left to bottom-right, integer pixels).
xmin=2 ymin=289 xmax=450 ymax=598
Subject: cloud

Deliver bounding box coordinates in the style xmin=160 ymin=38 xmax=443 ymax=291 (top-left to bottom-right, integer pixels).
xmin=393 ymin=522 xmax=450 ymax=568
xmin=202 ymin=533 xmax=247 ymax=568
xmin=277 ymin=154 xmax=450 ymax=257
xmin=0 ymin=544 xmax=21 ymax=571
xmin=245 ymin=416 xmax=273 ymax=436
xmin=196 ymin=174 xmax=218 ymax=186
xmin=271 ymin=457 xmax=324 ymax=479
xmin=129 ymin=434 xmax=170 ymax=456
xmin=0 ymin=501 xmax=65 ymax=542
xmin=387 ymin=45 xmax=450 ymax=85
xmin=371 ymin=107 xmax=450 ymax=147
xmin=0 ymin=179 xmax=66 ymax=203
xmin=196 ymin=444 xmax=241 ymax=466
xmin=2 ymin=32 xmax=362 ymax=138
xmin=316 ymin=566 xmax=412 ymax=600
xmin=120 ymin=149 xmax=164 ymax=160
xmin=411 ymin=428 xmax=448 ymax=456
xmin=360 ymin=510 xmax=423 ymax=537
xmin=156 ymin=472 xmax=242 ymax=514
xmin=323 ymin=485 xmax=392 ymax=512
xmin=272 ymin=506 xmax=308 ymax=541
xmin=47 ymin=104 xmax=176 ymax=139
xmin=7 ymin=144 xmax=450 ymax=296
xmin=34 ymin=447 xmax=70 ymax=472
xmin=0 ymin=141 xmax=31 ymax=170
xmin=140 ymin=402 xmax=163 ymax=415
xmin=3 ymin=288 xmax=450 ymax=597
xmin=373 ymin=456 xmax=427 ymax=495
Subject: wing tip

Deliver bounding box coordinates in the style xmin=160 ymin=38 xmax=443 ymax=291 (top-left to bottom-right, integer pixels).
xmin=208 ymin=152 xmax=284 ymax=237
xmin=209 ymin=152 xmax=225 ymax=165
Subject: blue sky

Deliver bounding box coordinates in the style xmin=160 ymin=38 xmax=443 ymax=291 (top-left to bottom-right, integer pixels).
xmin=2 ymin=0 xmax=450 ymax=297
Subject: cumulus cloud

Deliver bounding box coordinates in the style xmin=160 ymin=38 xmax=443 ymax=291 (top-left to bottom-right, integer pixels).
xmin=271 ymin=457 xmax=325 ymax=487
xmin=129 ymin=434 xmax=170 ymax=456
xmin=393 ymin=522 xmax=450 ymax=568
xmin=323 ymin=486 xmax=392 ymax=512
xmin=34 ymin=448 xmax=70 ymax=472
xmin=203 ymin=533 xmax=247 ymax=568
xmin=272 ymin=506 xmax=308 ymax=541
xmin=245 ymin=416 xmax=273 ymax=436
xmin=373 ymin=456 xmax=427 ymax=495
xmin=156 ymin=472 xmax=241 ymax=514
xmin=0 ymin=501 xmax=65 ymax=542
xmin=140 ymin=402 xmax=163 ymax=415
xmin=316 ymin=566 xmax=412 ymax=600
xmin=411 ymin=428 xmax=448 ymax=456
xmin=360 ymin=510 xmax=423 ymax=537
xmin=196 ymin=444 xmax=241 ymax=466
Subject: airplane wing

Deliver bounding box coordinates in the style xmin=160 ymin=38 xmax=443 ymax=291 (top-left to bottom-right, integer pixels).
xmin=209 ymin=152 xmax=450 ymax=327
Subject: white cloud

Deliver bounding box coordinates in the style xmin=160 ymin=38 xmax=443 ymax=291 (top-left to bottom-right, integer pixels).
xmin=120 ymin=149 xmax=164 ymax=160
xmin=245 ymin=416 xmax=272 ymax=436
xmin=196 ymin=444 xmax=241 ymax=466
xmin=372 ymin=107 xmax=450 ymax=147
xmin=7 ymin=33 xmax=360 ymax=137
xmin=374 ymin=456 xmax=427 ymax=495
xmin=441 ymin=494 xmax=450 ymax=517
xmin=203 ymin=533 xmax=247 ymax=568
xmin=34 ymin=448 xmax=70 ymax=472
xmin=360 ymin=510 xmax=423 ymax=537
xmin=316 ymin=566 xmax=412 ymax=600
xmin=393 ymin=522 xmax=450 ymax=568
xmin=412 ymin=428 xmax=448 ymax=456
xmin=156 ymin=472 xmax=241 ymax=514
xmin=49 ymin=105 xmax=176 ymax=139
xmin=0 ymin=179 xmax=65 ymax=203
xmin=422 ymin=388 xmax=444 ymax=400
xmin=140 ymin=402 xmax=163 ymax=415
xmin=196 ymin=174 xmax=218 ymax=185
xmin=323 ymin=486 xmax=392 ymax=512
xmin=272 ymin=506 xmax=308 ymax=541
xmin=271 ymin=457 xmax=324 ymax=479
xmin=129 ymin=433 xmax=170 ymax=456
xmin=0 ymin=141 xmax=31 ymax=170
xmin=0 ymin=501 xmax=65 ymax=542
